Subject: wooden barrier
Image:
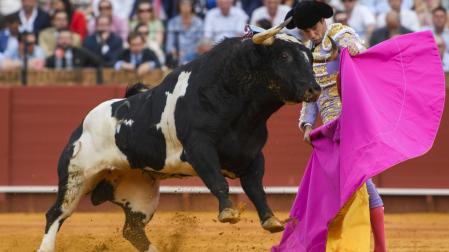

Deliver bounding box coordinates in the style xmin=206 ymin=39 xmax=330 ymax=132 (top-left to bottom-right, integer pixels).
xmin=0 ymin=69 xmax=448 ymax=87
xmin=0 ymin=69 xmax=167 ymax=87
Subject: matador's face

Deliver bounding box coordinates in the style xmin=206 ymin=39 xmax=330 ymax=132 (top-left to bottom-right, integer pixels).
xmin=302 ymin=19 xmax=327 ymax=45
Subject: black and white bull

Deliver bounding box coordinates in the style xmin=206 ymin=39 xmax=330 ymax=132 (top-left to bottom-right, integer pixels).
xmin=38 ymin=19 xmax=321 ymax=252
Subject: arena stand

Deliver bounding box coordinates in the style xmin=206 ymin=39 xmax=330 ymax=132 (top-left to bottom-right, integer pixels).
xmin=0 ymin=70 xmax=448 ymax=213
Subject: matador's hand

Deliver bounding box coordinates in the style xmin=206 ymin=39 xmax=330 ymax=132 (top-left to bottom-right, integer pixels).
xmin=348 ymin=42 xmax=360 ymax=56
xmin=303 ymin=125 xmax=313 ymax=146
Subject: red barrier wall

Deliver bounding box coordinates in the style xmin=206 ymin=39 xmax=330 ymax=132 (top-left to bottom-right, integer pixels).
xmin=0 ymin=88 xmax=11 ymax=203
xmin=0 ymin=86 xmax=448 ymax=189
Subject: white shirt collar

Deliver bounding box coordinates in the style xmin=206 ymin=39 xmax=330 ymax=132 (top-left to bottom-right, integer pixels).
xmin=19 ymin=7 xmax=38 ymax=33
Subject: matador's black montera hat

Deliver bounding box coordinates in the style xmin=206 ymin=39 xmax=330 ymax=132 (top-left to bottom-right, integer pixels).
xmin=285 ymin=0 xmax=334 ymax=30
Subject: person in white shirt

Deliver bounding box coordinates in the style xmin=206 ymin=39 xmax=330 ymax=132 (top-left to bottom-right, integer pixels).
xmin=423 ymin=6 xmax=449 ymax=71
xmin=376 ymin=0 xmax=421 ymax=31
xmin=341 ymin=0 xmax=376 ymax=43
xmin=204 ymin=0 xmax=248 ymax=43
xmin=250 ymin=0 xmax=290 ymax=26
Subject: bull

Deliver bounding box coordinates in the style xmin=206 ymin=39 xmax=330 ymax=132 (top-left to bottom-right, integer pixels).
xmin=38 ymin=18 xmax=321 ymax=252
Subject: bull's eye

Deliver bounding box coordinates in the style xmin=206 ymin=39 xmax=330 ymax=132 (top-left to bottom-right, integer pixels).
xmin=280 ymin=52 xmax=290 ymax=61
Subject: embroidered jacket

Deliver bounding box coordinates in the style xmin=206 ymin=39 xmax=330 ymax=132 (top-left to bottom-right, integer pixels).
xmin=299 ymin=23 xmax=365 ymax=129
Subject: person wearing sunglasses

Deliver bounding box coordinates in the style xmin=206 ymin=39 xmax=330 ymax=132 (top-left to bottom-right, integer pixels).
xmin=87 ymin=0 xmax=129 ymax=41
xmin=130 ymin=1 xmax=164 ymax=53
xmin=134 ymin=22 xmax=165 ymax=65
xmin=285 ymin=1 xmax=386 ymax=251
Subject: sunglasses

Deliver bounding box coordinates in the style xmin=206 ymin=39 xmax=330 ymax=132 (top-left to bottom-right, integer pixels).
xmin=342 ymin=0 xmax=355 ymax=2
xmin=99 ymin=5 xmax=112 ymax=10
xmin=138 ymin=8 xmax=152 ymax=13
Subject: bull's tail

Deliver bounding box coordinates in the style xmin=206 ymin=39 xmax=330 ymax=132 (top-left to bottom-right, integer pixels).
xmin=124 ymin=83 xmax=150 ymax=98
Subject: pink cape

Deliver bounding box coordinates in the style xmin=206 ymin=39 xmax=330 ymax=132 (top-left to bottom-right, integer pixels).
xmin=272 ymin=31 xmax=446 ymax=251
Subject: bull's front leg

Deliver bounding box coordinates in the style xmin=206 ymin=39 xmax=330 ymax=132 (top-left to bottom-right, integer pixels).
xmin=240 ymin=152 xmax=284 ymax=233
xmin=185 ymin=139 xmax=240 ymax=224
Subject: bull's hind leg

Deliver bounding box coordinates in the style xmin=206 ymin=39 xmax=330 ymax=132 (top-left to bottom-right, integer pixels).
xmin=38 ymin=142 xmax=92 ymax=252
xmin=92 ymin=169 xmax=160 ymax=252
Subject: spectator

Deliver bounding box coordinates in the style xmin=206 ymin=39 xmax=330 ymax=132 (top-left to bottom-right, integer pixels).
xmin=204 ymin=0 xmax=248 ymax=43
xmin=166 ymin=0 xmax=204 ymax=66
xmin=52 ymin=0 xmax=88 ymax=40
xmin=88 ymin=0 xmax=129 ymax=41
xmin=333 ymin=10 xmax=349 ymax=25
xmin=424 ymin=6 xmax=449 ymax=66
xmin=377 ymin=0 xmax=420 ymax=31
xmin=114 ymin=31 xmax=161 ymax=76
xmin=341 ymin=0 xmax=376 ymax=43
xmin=92 ymin=0 xmax=135 ymax=21
xmin=39 ymin=10 xmax=81 ymax=57
xmin=428 ymin=6 xmax=449 ymax=40
xmin=370 ymin=10 xmax=413 ymax=46
xmin=250 ymin=0 xmax=290 ymax=27
xmin=413 ymin=0 xmax=440 ymax=27
xmin=0 ymin=31 xmax=45 ymax=70
xmin=46 ymin=29 xmax=100 ymax=68
xmin=14 ymin=0 xmax=51 ymax=35
xmin=130 ymin=1 xmax=164 ymax=50
xmin=0 ymin=14 xmax=20 ymax=54
xmin=83 ymin=15 xmax=123 ymax=67
xmin=134 ymin=22 xmax=165 ymax=65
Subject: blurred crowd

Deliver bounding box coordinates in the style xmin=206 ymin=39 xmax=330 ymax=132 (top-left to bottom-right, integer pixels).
xmin=0 ymin=0 xmax=449 ymax=76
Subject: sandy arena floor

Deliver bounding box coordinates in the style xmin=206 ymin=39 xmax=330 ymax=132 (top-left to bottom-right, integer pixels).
xmin=1 ymin=211 xmax=449 ymax=252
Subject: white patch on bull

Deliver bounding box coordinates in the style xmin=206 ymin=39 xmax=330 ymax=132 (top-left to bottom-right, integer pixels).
xmin=37 ymin=217 xmax=62 ymax=252
xmin=123 ymin=119 xmax=134 ymax=126
xmin=156 ymin=71 xmax=196 ymax=176
xmin=69 ymin=99 xmax=131 ymax=180
xmin=112 ymin=169 xmax=160 ymax=220
xmin=276 ymin=33 xmax=302 ymax=44
xmin=116 ymin=119 xmax=134 ymax=133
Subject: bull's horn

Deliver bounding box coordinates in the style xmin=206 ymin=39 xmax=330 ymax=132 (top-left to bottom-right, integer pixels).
xmin=313 ymin=36 xmax=339 ymax=63
xmin=252 ymin=17 xmax=293 ymax=45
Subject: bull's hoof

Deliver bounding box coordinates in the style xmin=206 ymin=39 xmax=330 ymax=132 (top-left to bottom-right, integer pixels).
xmin=262 ymin=216 xmax=285 ymax=233
xmin=218 ymin=208 xmax=240 ymax=224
